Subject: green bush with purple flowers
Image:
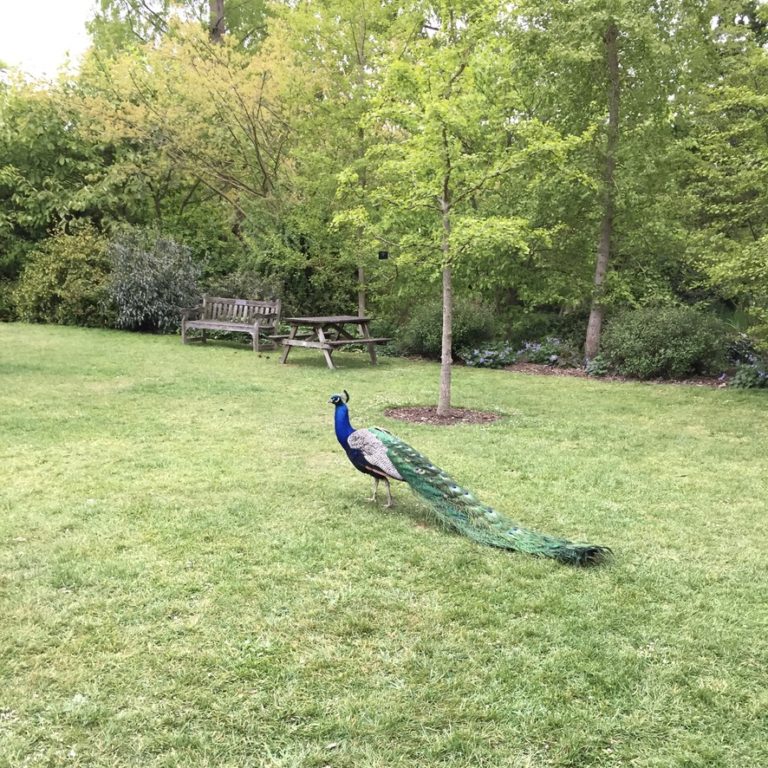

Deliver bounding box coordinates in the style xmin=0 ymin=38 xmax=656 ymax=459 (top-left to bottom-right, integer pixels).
xmin=460 ymin=343 xmax=518 ymax=368
xmin=730 ymin=361 xmax=768 ymax=389
xmin=517 ymin=337 xmax=582 ymax=368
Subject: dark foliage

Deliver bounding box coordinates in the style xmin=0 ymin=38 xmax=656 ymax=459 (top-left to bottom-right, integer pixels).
xmin=390 ymin=300 xmax=496 ymax=360
xmin=729 ymin=361 xmax=768 ymax=389
xmin=108 ymin=229 xmax=201 ymax=333
xmin=517 ymin=337 xmax=582 ymax=368
xmin=601 ymin=306 xmax=729 ymax=380
xmin=203 ymin=269 xmax=283 ymax=301
xmin=585 ymin=354 xmax=610 ymax=377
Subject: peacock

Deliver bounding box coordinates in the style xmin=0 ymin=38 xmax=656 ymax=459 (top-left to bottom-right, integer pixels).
xmin=329 ymin=391 xmax=611 ymax=567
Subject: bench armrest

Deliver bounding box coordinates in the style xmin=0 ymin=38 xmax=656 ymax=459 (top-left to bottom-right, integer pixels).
xmin=181 ymin=305 xmax=203 ymax=321
xmin=255 ymin=315 xmax=279 ymax=331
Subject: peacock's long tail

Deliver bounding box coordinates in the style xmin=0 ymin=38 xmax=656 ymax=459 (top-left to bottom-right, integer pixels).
xmin=370 ymin=428 xmax=612 ymax=567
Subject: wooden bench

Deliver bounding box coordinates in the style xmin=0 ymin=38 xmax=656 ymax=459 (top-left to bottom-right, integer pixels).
xmin=181 ymin=296 xmax=281 ymax=353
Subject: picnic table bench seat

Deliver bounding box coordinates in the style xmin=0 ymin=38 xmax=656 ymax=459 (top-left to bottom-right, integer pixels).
xmin=181 ymin=296 xmax=281 ymax=353
xmin=324 ymin=337 xmax=391 ymax=347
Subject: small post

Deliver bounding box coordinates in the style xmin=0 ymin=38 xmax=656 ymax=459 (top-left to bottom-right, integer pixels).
xmin=358 ymin=265 xmax=366 ymax=317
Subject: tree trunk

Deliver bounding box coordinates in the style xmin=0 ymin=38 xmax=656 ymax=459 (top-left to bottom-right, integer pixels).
xmin=356 ymin=128 xmax=367 ymax=317
xmin=354 ymin=28 xmax=368 ymax=319
xmin=357 ymin=265 xmax=366 ymax=316
xmin=585 ymin=20 xmax=620 ymax=360
xmin=210 ymin=0 xmax=226 ymax=43
xmin=438 ymin=201 xmax=453 ymax=417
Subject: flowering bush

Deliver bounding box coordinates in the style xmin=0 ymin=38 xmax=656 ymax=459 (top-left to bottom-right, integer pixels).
xmin=460 ymin=343 xmax=518 ymax=368
xmin=729 ymin=361 xmax=768 ymax=389
xmin=585 ymin=354 xmax=610 ymax=377
xmin=517 ymin=337 xmax=581 ymax=368
xmin=728 ymin=333 xmax=761 ymax=366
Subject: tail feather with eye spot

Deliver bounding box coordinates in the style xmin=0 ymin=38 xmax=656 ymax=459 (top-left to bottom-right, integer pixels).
xmin=368 ymin=427 xmax=612 ymax=567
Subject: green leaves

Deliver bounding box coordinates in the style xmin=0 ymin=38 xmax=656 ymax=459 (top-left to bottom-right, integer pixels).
xmin=13 ymin=222 xmax=112 ymax=327
xmin=683 ymin=10 xmax=768 ymax=345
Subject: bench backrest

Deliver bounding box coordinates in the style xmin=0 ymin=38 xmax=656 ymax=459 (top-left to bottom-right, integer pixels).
xmin=202 ymin=296 xmax=281 ymax=326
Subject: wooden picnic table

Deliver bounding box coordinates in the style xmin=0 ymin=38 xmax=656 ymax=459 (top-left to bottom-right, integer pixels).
xmin=278 ymin=315 xmax=390 ymax=369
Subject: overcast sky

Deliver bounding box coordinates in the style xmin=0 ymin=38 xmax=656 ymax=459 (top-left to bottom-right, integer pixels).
xmin=0 ymin=0 xmax=95 ymax=79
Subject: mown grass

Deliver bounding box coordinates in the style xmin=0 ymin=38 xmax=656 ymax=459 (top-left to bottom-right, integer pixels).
xmin=1 ymin=322 xmax=767 ymax=768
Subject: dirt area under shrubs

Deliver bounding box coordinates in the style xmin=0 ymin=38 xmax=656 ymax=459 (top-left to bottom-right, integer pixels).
xmin=505 ymin=362 xmax=727 ymax=388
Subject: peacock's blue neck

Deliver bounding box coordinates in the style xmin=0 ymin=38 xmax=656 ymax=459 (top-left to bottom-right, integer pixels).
xmin=334 ymin=403 xmax=355 ymax=446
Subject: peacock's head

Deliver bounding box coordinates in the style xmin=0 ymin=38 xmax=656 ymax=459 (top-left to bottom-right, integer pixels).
xmin=328 ymin=390 xmax=350 ymax=407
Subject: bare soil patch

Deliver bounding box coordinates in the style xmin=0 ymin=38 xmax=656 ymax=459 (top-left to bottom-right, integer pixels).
xmin=384 ymin=406 xmax=502 ymax=426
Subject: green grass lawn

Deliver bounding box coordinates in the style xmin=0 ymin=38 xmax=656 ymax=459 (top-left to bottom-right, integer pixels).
xmin=1 ymin=323 xmax=767 ymax=768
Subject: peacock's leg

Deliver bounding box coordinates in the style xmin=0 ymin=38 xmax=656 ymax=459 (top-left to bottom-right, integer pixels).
xmin=383 ymin=478 xmax=395 ymax=508
xmin=368 ymin=477 xmax=379 ymax=502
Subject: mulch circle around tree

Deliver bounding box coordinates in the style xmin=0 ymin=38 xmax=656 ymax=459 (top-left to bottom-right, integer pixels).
xmin=385 ymin=406 xmax=502 ymax=426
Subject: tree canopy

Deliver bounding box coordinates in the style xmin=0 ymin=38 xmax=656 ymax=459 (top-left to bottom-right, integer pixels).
xmin=1 ymin=0 xmax=767 ymax=362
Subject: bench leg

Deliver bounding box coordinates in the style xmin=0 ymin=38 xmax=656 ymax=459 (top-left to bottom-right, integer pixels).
xmin=201 ymin=330 xmax=207 ymax=345
xmin=280 ymin=326 xmax=299 ymax=364
xmin=358 ymin=321 xmax=377 ymax=365
xmin=317 ymin=327 xmax=335 ymax=369
xmin=181 ymin=320 xmax=187 ymax=344
xmin=253 ymin=322 xmax=260 ymax=353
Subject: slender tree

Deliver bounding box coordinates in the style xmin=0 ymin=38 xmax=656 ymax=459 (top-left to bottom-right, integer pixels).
xmin=585 ymin=20 xmax=620 ymax=360
xmin=364 ymin=1 xmax=552 ymax=413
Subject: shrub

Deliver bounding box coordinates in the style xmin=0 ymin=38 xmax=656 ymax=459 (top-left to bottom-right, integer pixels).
xmin=727 ymin=332 xmax=760 ymax=366
xmin=203 ymin=269 xmax=282 ymax=301
xmin=368 ymin=316 xmax=402 ymax=357
xmin=585 ymin=354 xmax=610 ymax=377
xmin=518 ymin=337 xmax=582 ymax=368
xmin=0 ymin=280 xmax=17 ymax=321
xmin=601 ymin=306 xmax=729 ymax=380
xmin=108 ymin=229 xmax=201 ymax=333
xmin=391 ymin=300 xmax=496 ymax=360
xmin=460 ymin=342 xmax=518 ymax=368
xmin=729 ymin=361 xmax=768 ymax=389
xmin=13 ymin=223 xmax=112 ymax=327
xmin=499 ymin=309 xmax=589 ymax=349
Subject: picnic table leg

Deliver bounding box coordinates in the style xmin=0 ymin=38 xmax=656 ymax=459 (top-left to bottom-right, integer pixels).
xmin=316 ymin=327 xmax=336 ymax=369
xmin=280 ymin=325 xmax=298 ymax=364
xmin=359 ymin=322 xmax=378 ymax=365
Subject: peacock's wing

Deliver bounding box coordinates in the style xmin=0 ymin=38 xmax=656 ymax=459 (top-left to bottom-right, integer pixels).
xmin=348 ymin=429 xmax=404 ymax=481
xmin=368 ymin=427 xmax=611 ymax=567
